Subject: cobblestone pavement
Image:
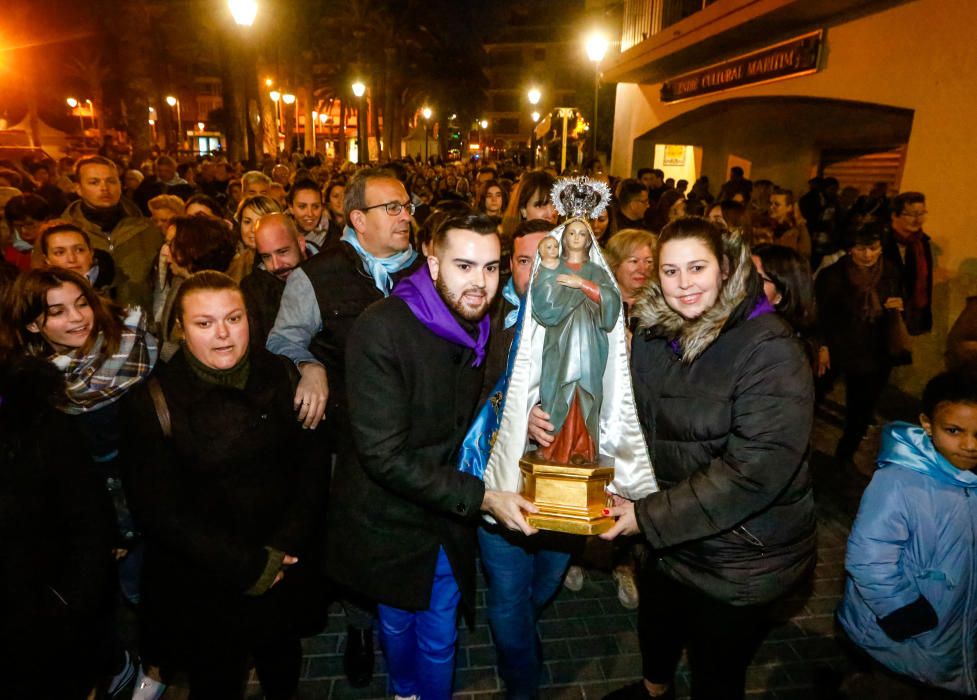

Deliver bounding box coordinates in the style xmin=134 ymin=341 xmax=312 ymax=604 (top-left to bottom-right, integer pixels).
xmin=235 ymin=392 xmax=914 ymax=700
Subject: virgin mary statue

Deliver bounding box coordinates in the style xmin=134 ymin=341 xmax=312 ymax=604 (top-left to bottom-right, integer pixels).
xmin=482 ymin=176 xmax=658 ymax=503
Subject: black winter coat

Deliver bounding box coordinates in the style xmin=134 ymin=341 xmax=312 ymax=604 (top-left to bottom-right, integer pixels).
xmin=630 ymin=233 xmax=816 ymax=606
xmin=815 ymin=256 xmax=902 ymax=375
xmin=0 ymin=357 xmax=116 ymax=694
xmin=122 ymin=347 xmax=329 ymax=667
xmin=241 ymin=266 xmax=286 ymax=348
xmin=325 ymin=297 xmax=486 ymax=615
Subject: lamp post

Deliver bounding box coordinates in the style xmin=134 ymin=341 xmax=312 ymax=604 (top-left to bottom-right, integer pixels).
xmin=527 ymin=87 xmax=541 ymax=167
xmin=229 ymin=0 xmax=257 ymax=163
xmin=282 ymin=92 xmax=297 ymax=153
xmin=585 ymin=33 xmax=609 ymax=160
xmin=352 ymin=81 xmax=366 ymax=163
xmin=421 ymin=106 xmax=432 ymax=163
xmin=165 ymin=95 xmax=182 ymax=152
xmin=66 ymin=97 xmax=85 ymax=135
xmin=479 ymin=118 xmax=488 ymax=158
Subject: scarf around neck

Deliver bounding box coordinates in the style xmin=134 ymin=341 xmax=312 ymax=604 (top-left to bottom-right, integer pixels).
xmin=51 ymin=308 xmax=158 ymax=414
xmin=845 ymin=256 xmax=883 ymax=323
xmin=184 ymin=345 xmax=251 ymax=390
xmin=392 ymin=265 xmax=490 ymax=367
xmin=341 ymin=225 xmax=418 ymax=295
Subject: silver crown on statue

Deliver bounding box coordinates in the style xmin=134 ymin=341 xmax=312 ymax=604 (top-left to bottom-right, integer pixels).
xmin=551 ymin=176 xmax=613 ymax=220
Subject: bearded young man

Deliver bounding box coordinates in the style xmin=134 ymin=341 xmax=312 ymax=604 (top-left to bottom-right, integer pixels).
xmin=328 ymin=212 xmax=538 ymax=700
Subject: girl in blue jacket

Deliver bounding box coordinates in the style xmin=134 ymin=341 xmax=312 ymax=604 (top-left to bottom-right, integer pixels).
xmin=838 ymin=371 xmax=977 ymax=695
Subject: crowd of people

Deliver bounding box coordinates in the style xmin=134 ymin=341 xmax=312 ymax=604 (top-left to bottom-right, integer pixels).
xmin=0 ymin=144 xmax=973 ymax=700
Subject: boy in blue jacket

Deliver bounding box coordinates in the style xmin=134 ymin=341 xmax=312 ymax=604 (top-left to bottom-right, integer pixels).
xmin=838 ymin=371 xmax=977 ymax=696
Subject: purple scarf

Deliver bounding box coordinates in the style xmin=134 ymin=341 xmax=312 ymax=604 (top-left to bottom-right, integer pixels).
xmin=392 ymin=266 xmax=490 ymax=367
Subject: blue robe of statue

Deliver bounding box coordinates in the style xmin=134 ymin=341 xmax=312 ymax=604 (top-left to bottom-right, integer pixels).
xmin=531 ymin=259 xmax=621 ymax=448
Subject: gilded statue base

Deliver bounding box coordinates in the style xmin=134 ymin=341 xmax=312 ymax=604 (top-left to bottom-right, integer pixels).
xmin=519 ymin=451 xmax=615 ymax=535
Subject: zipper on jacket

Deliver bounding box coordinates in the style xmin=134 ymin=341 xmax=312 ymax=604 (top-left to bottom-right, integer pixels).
xmin=964 ymin=488 xmax=976 ymax=693
xmin=733 ymin=525 xmax=766 ymax=550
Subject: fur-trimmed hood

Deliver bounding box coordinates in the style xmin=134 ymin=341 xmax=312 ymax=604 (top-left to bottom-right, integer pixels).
xmin=632 ymin=230 xmax=762 ymax=363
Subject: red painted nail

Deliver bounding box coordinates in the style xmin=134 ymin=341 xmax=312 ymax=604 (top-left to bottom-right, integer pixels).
xmin=602 ymin=508 xmax=610 ymax=516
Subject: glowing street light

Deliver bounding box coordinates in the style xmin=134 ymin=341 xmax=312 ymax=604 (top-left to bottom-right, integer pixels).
xmin=269 ymin=90 xmax=281 ymax=102
xmin=532 ymin=111 xmax=540 ymax=123
xmin=197 ymin=121 xmax=206 ymax=131
xmin=228 ymin=0 xmax=257 ymax=26
xmin=264 ymin=77 xmax=273 ymax=87
xmin=165 ymin=95 xmax=183 ymax=151
xmin=480 ymin=119 xmax=488 ymax=129
xmin=421 ymin=107 xmax=433 ymax=161
xmin=281 ymin=93 xmax=296 ymax=105
xmin=351 ymin=82 xmax=367 ymax=163
xmin=527 ymin=87 xmax=541 ymax=105
xmin=66 ymin=97 xmax=79 ymax=108
xmin=585 ymin=32 xmax=609 ymax=159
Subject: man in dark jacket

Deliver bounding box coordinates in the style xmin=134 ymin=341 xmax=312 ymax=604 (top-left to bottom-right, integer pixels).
xmin=241 ymin=213 xmax=315 ymax=347
xmin=265 ymin=167 xmax=424 ymax=685
xmin=332 ymin=213 xmax=537 ymax=700
xmin=477 ymin=218 xmax=574 ymax=698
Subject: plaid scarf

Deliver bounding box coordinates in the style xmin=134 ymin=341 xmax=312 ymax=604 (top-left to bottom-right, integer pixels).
xmin=52 ymin=308 xmax=159 ymax=414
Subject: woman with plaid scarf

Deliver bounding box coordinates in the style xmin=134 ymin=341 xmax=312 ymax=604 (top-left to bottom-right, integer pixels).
xmin=5 ymin=267 xmax=158 ymax=697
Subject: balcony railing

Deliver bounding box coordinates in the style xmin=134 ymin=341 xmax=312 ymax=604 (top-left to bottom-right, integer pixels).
xmin=621 ymin=0 xmax=720 ymax=51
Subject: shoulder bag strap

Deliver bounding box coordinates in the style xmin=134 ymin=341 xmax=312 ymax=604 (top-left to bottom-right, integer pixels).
xmin=146 ymin=376 xmax=172 ymax=438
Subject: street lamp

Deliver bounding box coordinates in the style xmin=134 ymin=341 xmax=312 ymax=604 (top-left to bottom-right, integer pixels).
xmin=166 ymin=95 xmax=182 ymax=152
xmin=421 ymin=106 xmax=432 ymax=162
xmin=527 ymin=88 xmax=541 ymax=167
xmin=585 ymin=32 xmax=609 ymax=160
xmin=351 ymin=82 xmax=367 ymax=163
xmin=228 ymin=0 xmax=257 ymax=26
xmin=281 ymin=93 xmax=296 ymax=105
xmin=66 ymin=97 xmax=85 ymax=134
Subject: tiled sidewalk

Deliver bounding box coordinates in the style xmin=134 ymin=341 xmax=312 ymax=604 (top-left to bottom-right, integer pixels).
xmin=259 ymin=409 xmax=875 ymax=700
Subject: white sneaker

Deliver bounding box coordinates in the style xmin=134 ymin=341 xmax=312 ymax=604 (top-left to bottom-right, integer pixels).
xmin=106 ymin=650 xmax=136 ymax=697
xmin=394 ymin=695 xmax=419 ymax=700
xmin=613 ymin=566 xmax=639 ymax=609
xmin=563 ymin=565 xmax=584 ymax=591
xmin=131 ymin=666 xmax=167 ymax=700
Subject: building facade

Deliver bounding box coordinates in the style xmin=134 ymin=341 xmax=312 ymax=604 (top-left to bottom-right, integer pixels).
xmin=605 ymin=0 xmax=977 ymax=392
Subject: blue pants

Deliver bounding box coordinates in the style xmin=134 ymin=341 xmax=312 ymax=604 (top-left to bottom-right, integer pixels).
xmin=377 ymin=548 xmax=460 ymax=700
xmin=478 ymin=527 xmax=570 ymax=699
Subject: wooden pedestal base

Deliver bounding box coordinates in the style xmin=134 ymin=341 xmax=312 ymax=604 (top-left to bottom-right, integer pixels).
xmin=519 ymin=451 xmax=615 ymax=535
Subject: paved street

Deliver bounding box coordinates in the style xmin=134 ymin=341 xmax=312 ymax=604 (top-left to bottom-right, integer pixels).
xmin=238 ymin=387 xmax=915 ymax=700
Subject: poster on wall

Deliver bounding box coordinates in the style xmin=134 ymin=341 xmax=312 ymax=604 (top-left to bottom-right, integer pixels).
xmin=663 ymin=145 xmax=686 ymax=166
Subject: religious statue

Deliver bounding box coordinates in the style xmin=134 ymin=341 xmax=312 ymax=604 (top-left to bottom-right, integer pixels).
xmin=532 ymin=222 xmax=620 ymax=465
xmin=479 ymin=176 xmax=659 ymax=534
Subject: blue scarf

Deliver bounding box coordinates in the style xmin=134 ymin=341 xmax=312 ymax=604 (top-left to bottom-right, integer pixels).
xmin=392 ymin=266 xmax=490 ymax=367
xmin=502 ymin=277 xmax=521 ymax=329
xmin=341 ymin=225 xmax=418 ymax=295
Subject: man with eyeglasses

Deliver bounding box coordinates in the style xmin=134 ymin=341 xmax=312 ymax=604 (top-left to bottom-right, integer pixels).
xmin=883 ymin=191 xmax=933 ymax=335
xmin=266 ymin=166 xmax=423 ymax=688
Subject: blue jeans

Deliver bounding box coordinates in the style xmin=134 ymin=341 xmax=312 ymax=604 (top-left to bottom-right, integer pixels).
xmin=377 ymin=547 xmax=460 ymax=700
xmin=478 ymin=527 xmax=570 ymax=699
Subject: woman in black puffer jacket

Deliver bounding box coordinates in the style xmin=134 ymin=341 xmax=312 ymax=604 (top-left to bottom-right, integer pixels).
xmin=602 ymin=218 xmax=816 ymax=700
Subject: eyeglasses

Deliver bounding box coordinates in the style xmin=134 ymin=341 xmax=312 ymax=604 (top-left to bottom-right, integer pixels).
xmin=899 ymin=211 xmax=927 ymax=219
xmin=359 ymin=200 xmax=415 ymax=216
